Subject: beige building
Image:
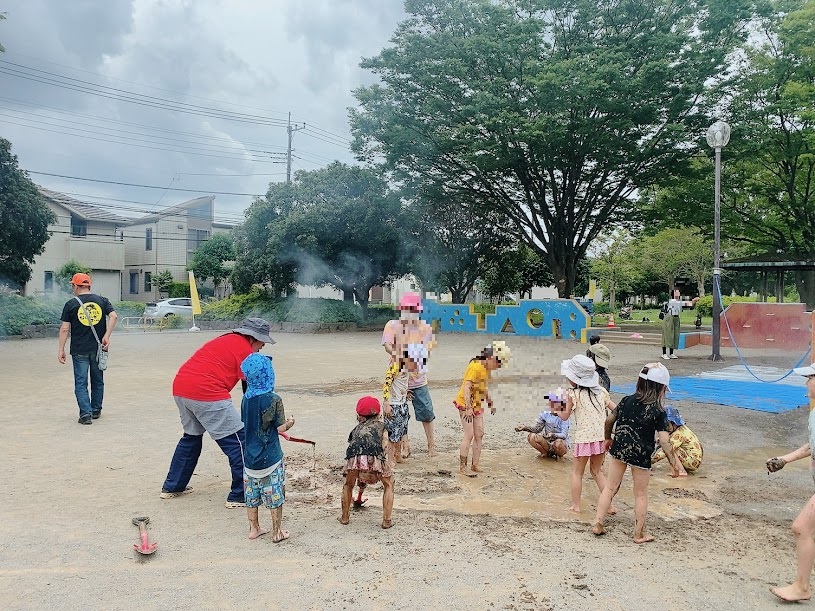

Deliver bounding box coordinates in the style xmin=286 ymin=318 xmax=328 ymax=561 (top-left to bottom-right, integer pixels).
xmin=24 ymin=189 xmax=129 ymax=300
xmin=123 ymin=196 xmax=223 ymax=302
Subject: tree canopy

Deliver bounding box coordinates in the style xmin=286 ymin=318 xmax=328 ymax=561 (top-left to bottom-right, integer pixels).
xmin=188 ymin=233 xmax=236 ymax=291
xmin=234 ymin=162 xmax=408 ymax=316
xmin=351 ymin=0 xmax=753 ymax=297
xmin=0 ymin=138 xmax=56 ymax=288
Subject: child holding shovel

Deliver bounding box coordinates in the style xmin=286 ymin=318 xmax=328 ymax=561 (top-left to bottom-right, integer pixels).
xmin=240 ymin=353 xmax=295 ymax=542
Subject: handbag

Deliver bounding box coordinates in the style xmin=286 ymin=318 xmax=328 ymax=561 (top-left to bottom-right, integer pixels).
xmin=658 ymin=303 xmax=666 ymax=320
xmin=75 ymin=296 xmax=108 ymax=371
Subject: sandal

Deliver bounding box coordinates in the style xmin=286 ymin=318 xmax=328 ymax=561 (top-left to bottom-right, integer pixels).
xmin=225 ymin=500 xmax=246 ymax=508
xmin=352 ymin=499 xmax=368 ymax=509
xmin=159 ymin=486 xmax=193 ymax=499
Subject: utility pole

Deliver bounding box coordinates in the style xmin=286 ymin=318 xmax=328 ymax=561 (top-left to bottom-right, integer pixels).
xmin=286 ymin=112 xmax=305 ymax=184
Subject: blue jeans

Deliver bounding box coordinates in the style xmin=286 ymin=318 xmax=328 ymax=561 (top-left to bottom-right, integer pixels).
xmin=71 ymin=354 xmax=104 ymax=418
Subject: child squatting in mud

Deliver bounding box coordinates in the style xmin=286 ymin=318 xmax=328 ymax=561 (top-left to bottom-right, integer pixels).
xmin=340 ymin=396 xmax=394 ymax=529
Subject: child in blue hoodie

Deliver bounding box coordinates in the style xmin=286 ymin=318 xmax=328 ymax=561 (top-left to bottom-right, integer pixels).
xmin=240 ymin=353 xmax=294 ymax=541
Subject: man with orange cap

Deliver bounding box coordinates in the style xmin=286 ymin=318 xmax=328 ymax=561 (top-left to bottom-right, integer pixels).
xmin=58 ymin=273 xmax=118 ymax=424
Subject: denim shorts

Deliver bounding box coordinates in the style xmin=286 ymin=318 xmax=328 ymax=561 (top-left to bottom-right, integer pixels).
xmin=244 ymin=462 xmax=286 ymax=509
xmin=409 ymin=384 xmax=435 ymax=422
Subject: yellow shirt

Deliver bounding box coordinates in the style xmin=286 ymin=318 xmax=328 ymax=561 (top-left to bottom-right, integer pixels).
xmin=454 ymin=360 xmax=490 ymax=413
xmin=653 ymin=425 xmax=703 ymax=471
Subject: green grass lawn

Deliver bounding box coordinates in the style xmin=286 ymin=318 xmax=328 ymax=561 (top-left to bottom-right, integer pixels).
xmin=597 ymin=308 xmax=712 ymax=329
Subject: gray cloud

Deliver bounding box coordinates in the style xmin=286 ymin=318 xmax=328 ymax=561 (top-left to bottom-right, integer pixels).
xmin=0 ymin=0 xmax=405 ymax=219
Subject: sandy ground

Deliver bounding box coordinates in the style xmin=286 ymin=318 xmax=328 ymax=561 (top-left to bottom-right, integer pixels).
xmin=0 ymin=329 xmax=813 ymax=610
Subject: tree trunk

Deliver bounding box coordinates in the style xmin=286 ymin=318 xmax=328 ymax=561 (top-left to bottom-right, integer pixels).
xmin=608 ymin=282 xmax=616 ymax=310
xmin=342 ymin=289 xmax=354 ymax=302
xmin=353 ymin=288 xmax=370 ymax=320
xmin=450 ymin=286 xmax=466 ymax=304
xmin=548 ymin=258 xmax=575 ymax=298
xmin=795 ymin=270 xmax=815 ymax=309
xmin=697 ymin=275 xmax=706 ymax=298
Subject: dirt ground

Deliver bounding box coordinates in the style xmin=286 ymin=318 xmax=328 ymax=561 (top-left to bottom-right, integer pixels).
xmin=0 ymin=329 xmax=812 ymax=610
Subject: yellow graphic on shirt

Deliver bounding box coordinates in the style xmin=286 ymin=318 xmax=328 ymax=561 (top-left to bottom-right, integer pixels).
xmin=77 ymin=302 xmax=103 ymax=327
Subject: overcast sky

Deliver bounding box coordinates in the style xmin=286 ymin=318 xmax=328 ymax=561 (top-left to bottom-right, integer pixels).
xmin=0 ymin=0 xmax=406 ymax=223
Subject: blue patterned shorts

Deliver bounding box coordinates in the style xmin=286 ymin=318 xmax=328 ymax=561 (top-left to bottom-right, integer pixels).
xmin=384 ymin=402 xmax=410 ymax=442
xmin=244 ymin=462 xmax=286 ymax=509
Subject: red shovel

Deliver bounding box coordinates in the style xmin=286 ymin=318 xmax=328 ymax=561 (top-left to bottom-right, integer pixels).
xmin=132 ymin=516 xmax=158 ymax=555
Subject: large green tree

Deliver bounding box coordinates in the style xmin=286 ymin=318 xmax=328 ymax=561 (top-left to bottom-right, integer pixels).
xmin=0 ymin=138 xmax=56 ymax=288
xmin=351 ymin=0 xmax=753 ymax=297
xmin=237 ymin=163 xmax=407 ymax=317
xmin=590 ymin=230 xmax=636 ymax=309
xmin=408 ymin=193 xmax=511 ymax=303
xmin=645 ymin=0 xmax=815 ymax=306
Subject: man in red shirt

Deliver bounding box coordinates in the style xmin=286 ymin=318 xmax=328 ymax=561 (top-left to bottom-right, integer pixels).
xmin=160 ymin=318 xmax=275 ymax=507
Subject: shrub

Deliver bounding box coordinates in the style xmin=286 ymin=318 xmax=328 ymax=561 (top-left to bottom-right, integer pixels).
xmin=168 ymin=282 xmax=191 ymax=298
xmin=113 ymin=301 xmax=145 ymax=317
xmin=161 ymin=314 xmax=186 ymax=329
xmin=0 ymin=294 xmax=62 ymax=336
xmin=695 ymin=294 xmax=757 ymax=317
xmin=200 ymin=292 xmax=371 ymax=323
xmin=592 ymin=302 xmax=611 ymax=315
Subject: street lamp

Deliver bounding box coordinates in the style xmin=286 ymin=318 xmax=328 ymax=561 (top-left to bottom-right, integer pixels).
xmin=706 ymin=120 xmax=731 ymax=361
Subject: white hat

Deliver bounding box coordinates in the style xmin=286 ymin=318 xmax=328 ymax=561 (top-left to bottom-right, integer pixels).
xmin=491 ymin=340 xmax=511 ymax=365
xmin=639 ymin=362 xmax=671 ymax=391
xmin=794 ymin=365 xmax=815 ymax=377
xmin=564 ymin=355 xmax=600 ymax=388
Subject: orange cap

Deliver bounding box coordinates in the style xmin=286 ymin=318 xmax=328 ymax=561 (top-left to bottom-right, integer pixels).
xmin=70 ymin=273 xmax=92 ymax=286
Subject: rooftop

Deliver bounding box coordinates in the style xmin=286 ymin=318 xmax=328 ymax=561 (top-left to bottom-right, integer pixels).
xmin=38 ymin=188 xmax=132 ymax=224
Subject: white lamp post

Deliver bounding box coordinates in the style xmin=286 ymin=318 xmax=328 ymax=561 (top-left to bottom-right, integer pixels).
xmin=706 ymin=121 xmax=731 ymax=361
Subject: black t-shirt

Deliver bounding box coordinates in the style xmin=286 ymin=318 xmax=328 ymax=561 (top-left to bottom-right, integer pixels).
xmin=610 ymin=395 xmax=670 ymax=469
xmin=61 ymin=294 xmax=115 ymax=355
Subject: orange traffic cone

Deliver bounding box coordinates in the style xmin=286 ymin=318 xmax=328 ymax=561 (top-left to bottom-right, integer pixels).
xmin=607 ymin=313 xmax=616 ymax=328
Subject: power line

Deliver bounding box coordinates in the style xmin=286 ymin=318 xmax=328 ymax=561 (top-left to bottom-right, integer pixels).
xmin=0 ymin=61 xmax=292 ymax=127
xmin=0 ymin=109 xmax=288 ymax=159
xmin=1 ymin=118 xmax=285 ymax=163
xmin=0 ymin=96 xmax=290 ymax=151
xmin=4 ymin=51 xmax=349 ymax=142
xmin=52 ymin=192 xmax=248 ymax=223
xmin=28 ymin=171 xmax=266 ymax=196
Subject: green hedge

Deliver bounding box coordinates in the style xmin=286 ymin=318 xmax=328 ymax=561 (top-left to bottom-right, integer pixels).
xmin=696 ymin=294 xmax=756 ymax=317
xmin=113 ymin=301 xmax=145 ymax=317
xmin=168 ymin=282 xmax=191 ymax=298
xmin=199 ymin=291 xmax=391 ymax=323
xmin=0 ymin=294 xmax=63 ymax=336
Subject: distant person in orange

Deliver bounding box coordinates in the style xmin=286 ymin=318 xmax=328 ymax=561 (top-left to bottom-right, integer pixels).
xmin=57 ymin=273 xmax=118 ymax=425
xmin=382 ymin=293 xmax=437 ymax=457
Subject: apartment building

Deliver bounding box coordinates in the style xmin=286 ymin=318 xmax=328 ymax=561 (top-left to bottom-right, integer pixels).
xmin=24 ymin=189 xmax=129 ymax=300
xmin=123 ymin=196 xmax=227 ymax=302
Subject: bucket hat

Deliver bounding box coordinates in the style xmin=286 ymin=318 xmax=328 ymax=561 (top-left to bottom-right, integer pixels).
xmin=564 ymin=354 xmax=600 ymax=388
xmin=233 ymin=318 xmax=275 ymax=344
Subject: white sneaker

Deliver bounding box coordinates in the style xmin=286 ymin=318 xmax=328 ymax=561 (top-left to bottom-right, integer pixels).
xmin=661 ymin=354 xmax=670 ymax=360
xmin=670 ymin=354 xmax=678 ymax=359
xmin=159 ymin=486 xmax=193 ymax=499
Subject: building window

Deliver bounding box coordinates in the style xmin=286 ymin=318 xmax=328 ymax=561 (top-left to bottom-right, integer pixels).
xmin=187 ymin=229 xmax=210 ymax=252
xmin=144 ymin=272 xmax=152 ymax=292
xmin=44 ymin=271 xmax=53 ymax=292
xmin=129 ymin=272 xmax=139 ymax=295
xmin=145 ymin=228 xmax=153 ymax=251
xmin=71 ymin=216 xmax=87 ymax=238
xmin=188 ymin=202 xmax=211 ymax=219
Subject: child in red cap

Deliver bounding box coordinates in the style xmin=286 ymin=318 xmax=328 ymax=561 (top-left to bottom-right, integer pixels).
xmin=340 ymin=396 xmax=395 ymax=529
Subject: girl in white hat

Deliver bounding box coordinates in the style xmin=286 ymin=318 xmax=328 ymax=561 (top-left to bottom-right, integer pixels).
xmin=592 ymin=362 xmax=682 ymax=543
xmin=557 ymin=355 xmax=617 ymax=514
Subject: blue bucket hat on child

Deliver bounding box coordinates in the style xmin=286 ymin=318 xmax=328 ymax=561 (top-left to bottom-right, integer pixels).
xmin=241 ymin=353 xmax=275 ymax=399
xmin=665 ymin=406 xmax=684 ymax=427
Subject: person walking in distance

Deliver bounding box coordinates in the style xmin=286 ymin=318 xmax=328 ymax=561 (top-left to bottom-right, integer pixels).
xmin=160 ymin=318 xmax=275 ymax=508
xmin=57 ymin=273 xmax=118 ymax=425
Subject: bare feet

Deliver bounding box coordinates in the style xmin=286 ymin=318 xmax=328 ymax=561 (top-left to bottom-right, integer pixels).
xmin=395 ymin=455 xmax=405 ymax=464
xmin=471 ymin=464 xmax=483 ymax=473
xmin=570 ymin=505 xmax=581 ymax=514
xmin=272 ymin=529 xmax=290 ymax=543
xmin=338 ymin=516 xmax=349 ymax=525
xmin=459 ymin=467 xmax=477 ymax=478
xmin=608 ymin=506 xmax=618 ymax=516
xmin=248 ymin=527 xmax=270 ymax=540
xmin=427 ymin=447 xmax=438 ymax=458
xmin=633 ymin=534 xmax=655 ymax=544
xmin=381 ymin=519 xmax=394 ymax=529
xmin=771 ymin=584 xmax=812 ymax=602
xmin=592 ymin=522 xmax=606 ymax=536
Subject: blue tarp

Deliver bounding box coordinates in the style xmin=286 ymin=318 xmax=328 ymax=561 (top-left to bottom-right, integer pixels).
xmin=611 ymin=376 xmax=808 ymax=414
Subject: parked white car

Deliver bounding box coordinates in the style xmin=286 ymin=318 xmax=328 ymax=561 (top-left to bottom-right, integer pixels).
xmin=144 ymin=298 xmax=194 ymax=318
